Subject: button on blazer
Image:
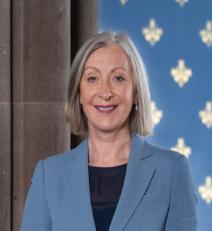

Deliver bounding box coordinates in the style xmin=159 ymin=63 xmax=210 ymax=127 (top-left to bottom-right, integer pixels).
xmin=20 ymin=134 xmax=197 ymax=231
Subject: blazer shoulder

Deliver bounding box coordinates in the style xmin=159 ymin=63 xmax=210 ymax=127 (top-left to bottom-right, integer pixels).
xmin=39 ymin=139 xmax=86 ymax=175
xmin=147 ymin=141 xmax=182 ymax=158
xmin=144 ymin=140 xmax=187 ymax=168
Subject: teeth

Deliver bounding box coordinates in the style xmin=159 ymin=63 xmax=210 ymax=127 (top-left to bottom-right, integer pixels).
xmin=97 ymin=106 xmax=115 ymax=111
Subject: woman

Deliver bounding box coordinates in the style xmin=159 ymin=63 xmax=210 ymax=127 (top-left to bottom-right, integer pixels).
xmin=21 ymin=31 xmax=197 ymax=231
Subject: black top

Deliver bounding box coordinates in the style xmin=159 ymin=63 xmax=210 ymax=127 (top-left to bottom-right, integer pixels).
xmin=88 ymin=163 xmax=127 ymax=231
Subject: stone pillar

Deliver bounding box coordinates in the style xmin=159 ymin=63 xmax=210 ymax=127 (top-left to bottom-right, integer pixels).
xmin=0 ymin=0 xmax=11 ymax=230
xmin=12 ymin=0 xmax=70 ymax=230
xmin=0 ymin=0 xmax=98 ymax=230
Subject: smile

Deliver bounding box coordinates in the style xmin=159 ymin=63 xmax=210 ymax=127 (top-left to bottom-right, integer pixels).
xmin=95 ymin=105 xmax=118 ymax=113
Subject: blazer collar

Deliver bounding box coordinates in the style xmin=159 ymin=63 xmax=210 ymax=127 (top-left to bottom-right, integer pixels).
xmin=62 ymin=133 xmax=155 ymax=231
xmin=71 ymin=133 xmax=154 ymax=162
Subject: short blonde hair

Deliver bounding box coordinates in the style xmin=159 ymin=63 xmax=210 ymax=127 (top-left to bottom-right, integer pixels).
xmin=65 ymin=31 xmax=153 ymax=136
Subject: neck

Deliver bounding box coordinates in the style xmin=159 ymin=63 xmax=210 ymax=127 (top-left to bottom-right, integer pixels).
xmin=88 ymin=128 xmax=131 ymax=167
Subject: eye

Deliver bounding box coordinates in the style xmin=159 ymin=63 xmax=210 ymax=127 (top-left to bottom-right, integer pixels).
xmin=87 ymin=76 xmax=97 ymax=82
xmin=114 ymin=75 xmax=125 ymax=82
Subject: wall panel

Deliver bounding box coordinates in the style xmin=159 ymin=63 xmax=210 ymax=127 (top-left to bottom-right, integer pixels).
xmin=12 ymin=0 xmax=70 ymax=230
xmin=0 ymin=0 xmax=11 ymax=230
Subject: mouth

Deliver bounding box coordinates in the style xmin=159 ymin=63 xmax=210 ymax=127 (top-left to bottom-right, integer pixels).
xmin=94 ymin=105 xmax=118 ymax=113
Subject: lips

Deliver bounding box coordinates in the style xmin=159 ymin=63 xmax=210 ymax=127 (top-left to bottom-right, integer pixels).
xmin=95 ymin=105 xmax=118 ymax=113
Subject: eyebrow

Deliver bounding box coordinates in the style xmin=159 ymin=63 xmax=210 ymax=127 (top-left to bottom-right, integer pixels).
xmin=83 ymin=66 xmax=129 ymax=74
xmin=83 ymin=66 xmax=100 ymax=73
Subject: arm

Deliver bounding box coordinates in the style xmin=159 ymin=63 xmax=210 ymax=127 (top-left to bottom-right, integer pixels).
xmin=165 ymin=155 xmax=198 ymax=231
xmin=20 ymin=160 xmax=51 ymax=231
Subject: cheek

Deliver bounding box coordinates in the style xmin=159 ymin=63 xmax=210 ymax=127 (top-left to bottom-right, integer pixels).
xmin=79 ymin=89 xmax=95 ymax=105
xmin=80 ymin=92 xmax=88 ymax=105
xmin=79 ymin=82 xmax=90 ymax=104
xmin=121 ymin=85 xmax=134 ymax=103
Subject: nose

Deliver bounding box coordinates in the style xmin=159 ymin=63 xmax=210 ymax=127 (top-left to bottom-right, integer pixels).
xmin=99 ymin=81 xmax=114 ymax=101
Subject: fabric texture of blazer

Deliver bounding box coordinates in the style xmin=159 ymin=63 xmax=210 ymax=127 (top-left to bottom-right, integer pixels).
xmin=20 ymin=133 xmax=197 ymax=231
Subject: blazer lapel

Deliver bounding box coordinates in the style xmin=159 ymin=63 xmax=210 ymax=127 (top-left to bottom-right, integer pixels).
xmin=62 ymin=134 xmax=155 ymax=231
xmin=109 ymin=134 xmax=156 ymax=231
xmin=62 ymin=139 xmax=96 ymax=231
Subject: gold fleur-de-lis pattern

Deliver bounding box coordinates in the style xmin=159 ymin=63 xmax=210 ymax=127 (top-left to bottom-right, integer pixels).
xmin=175 ymin=0 xmax=189 ymax=7
xmin=171 ymin=138 xmax=191 ymax=158
xmin=102 ymin=0 xmax=212 ymax=228
xmin=151 ymin=101 xmax=163 ymax=126
xmin=120 ymin=0 xmax=128 ymax=6
xmin=170 ymin=59 xmax=192 ymax=87
xmin=199 ymin=21 xmax=212 ymax=48
xmin=142 ymin=19 xmax=163 ymax=46
xmin=198 ymin=176 xmax=212 ymax=204
xmin=199 ymin=101 xmax=212 ymax=128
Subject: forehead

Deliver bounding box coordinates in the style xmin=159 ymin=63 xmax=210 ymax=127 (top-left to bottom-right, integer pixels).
xmin=84 ymin=45 xmax=131 ymax=69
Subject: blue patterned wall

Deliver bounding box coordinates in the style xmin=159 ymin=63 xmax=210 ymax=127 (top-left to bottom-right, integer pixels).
xmin=99 ymin=0 xmax=212 ymax=230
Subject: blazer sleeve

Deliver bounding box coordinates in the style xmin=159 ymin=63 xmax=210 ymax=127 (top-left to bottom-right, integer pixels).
xmin=165 ymin=155 xmax=198 ymax=231
xmin=20 ymin=160 xmax=51 ymax=231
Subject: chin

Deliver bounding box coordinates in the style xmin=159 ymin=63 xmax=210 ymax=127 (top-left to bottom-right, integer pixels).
xmin=90 ymin=121 xmax=129 ymax=134
xmin=96 ymin=126 xmax=119 ymax=133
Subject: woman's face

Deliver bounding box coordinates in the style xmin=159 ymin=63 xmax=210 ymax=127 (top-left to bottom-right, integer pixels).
xmin=80 ymin=45 xmax=136 ymax=134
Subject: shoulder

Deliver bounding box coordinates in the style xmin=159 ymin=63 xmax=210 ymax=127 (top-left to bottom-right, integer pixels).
xmin=144 ymin=140 xmax=190 ymax=177
xmin=134 ymin=134 xmax=188 ymax=171
xmin=146 ymin=141 xmax=183 ymax=160
xmin=37 ymin=139 xmax=87 ymax=175
xmin=138 ymin=137 xmax=194 ymax=193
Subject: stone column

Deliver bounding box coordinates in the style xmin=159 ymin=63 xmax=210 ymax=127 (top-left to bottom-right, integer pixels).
xmin=0 ymin=0 xmax=98 ymax=230
xmin=0 ymin=0 xmax=11 ymax=230
xmin=12 ymin=0 xmax=70 ymax=230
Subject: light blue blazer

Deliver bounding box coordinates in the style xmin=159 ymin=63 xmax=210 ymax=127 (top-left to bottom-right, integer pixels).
xmin=20 ymin=134 xmax=197 ymax=231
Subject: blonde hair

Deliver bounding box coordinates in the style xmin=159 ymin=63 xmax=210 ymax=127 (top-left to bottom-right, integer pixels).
xmin=65 ymin=31 xmax=153 ymax=136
